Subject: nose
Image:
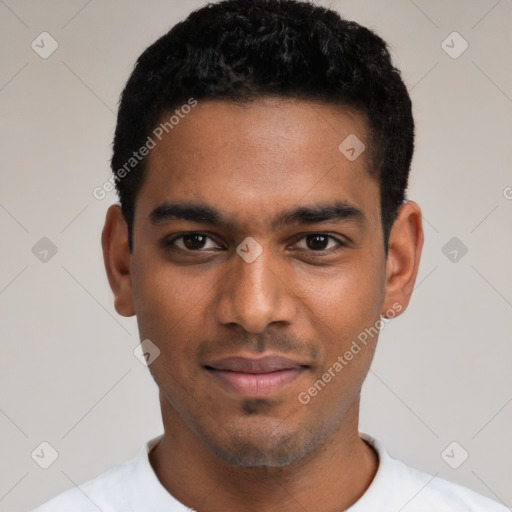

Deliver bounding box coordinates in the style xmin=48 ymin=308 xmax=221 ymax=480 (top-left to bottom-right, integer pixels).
xmin=215 ymin=248 xmax=296 ymax=333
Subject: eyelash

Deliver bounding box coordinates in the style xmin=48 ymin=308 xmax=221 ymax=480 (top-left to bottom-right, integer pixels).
xmin=162 ymin=232 xmax=347 ymax=254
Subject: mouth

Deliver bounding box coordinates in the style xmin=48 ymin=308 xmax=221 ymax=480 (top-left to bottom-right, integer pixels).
xmin=204 ymin=355 xmax=309 ymax=396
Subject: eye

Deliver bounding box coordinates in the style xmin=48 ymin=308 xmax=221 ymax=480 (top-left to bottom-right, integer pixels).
xmin=293 ymin=233 xmax=345 ymax=252
xmin=163 ymin=232 xmax=346 ymax=254
xmin=166 ymin=233 xmax=221 ymax=251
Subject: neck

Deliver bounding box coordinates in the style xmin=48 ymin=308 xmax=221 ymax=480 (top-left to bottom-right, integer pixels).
xmin=149 ymin=396 xmax=378 ymax=512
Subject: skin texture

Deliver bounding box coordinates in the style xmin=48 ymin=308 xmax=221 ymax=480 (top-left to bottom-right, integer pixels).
xmin=102 ymin=98 xmax=423 ymax=512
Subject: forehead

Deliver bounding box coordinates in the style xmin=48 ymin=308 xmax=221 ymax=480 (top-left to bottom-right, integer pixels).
xmin=136 ymin=98 xmax=380 ymax=231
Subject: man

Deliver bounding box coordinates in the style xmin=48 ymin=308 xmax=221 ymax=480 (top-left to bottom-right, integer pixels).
xmin=33 ymin=0 xmax=507 ymax=510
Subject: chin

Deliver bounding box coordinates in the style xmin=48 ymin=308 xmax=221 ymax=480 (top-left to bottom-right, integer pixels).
xmin=197 ymin=420 xmax=328 ymax=468
xmin=207 ymin=439 xmax=307 ymax=468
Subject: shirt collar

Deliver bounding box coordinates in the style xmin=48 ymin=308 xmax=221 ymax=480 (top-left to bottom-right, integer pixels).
xmin=128 ymin=434 xmax=189 ymax=511
xmin=346 ymin=433 xmax=397 ymax=511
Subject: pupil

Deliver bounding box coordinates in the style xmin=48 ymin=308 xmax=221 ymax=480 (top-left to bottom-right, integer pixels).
xmin=307 ymin=235 xmax=328 ymax=250
xmin=184 ymin=234 xmax=205 ymax=249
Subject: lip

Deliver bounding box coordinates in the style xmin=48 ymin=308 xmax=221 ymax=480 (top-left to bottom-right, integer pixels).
xmin=204 ymin=355 xmax=308 ymax=396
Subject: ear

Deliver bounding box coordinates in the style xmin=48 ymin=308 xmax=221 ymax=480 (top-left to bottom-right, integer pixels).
xmin=382 ymin=200 xmax=424 ymax=317
xmin=101 ymin=204 xmax=135 ymax=317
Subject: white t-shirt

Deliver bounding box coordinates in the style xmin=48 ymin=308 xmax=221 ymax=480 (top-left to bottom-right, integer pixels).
xmin=32 ymin=433 xmax=507 ymax=512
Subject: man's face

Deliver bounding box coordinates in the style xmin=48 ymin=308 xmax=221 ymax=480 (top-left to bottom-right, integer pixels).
xmin=129 ymin=99 xmax=389 ymax=467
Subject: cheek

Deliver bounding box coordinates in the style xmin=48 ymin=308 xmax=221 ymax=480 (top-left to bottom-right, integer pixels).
xmin=294 ymin=261 xmax=384 ymax=407
xmin=131 ymin=254 xmax=211 ymax=350
xmin=294 ymin=253 xmax=385 ymax=337
xmin=131 ymin=263 xmax=210 ymax=399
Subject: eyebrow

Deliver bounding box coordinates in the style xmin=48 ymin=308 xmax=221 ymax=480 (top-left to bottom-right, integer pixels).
xmin=149 ymin=200 xmax=364 ymax=229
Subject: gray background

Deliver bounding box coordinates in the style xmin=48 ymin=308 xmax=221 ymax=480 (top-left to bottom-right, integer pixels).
xmin=1 ymin=0 xmax=511 ymax=510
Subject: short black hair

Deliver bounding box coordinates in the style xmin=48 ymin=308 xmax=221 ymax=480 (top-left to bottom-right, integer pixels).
xmin=112 ymin=0 xmax=414 ymax=251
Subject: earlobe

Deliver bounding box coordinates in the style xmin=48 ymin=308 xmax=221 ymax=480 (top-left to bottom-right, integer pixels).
xmin=101 ymin=204 xmax=136 ymax=317
xmin=382 ymin=201 xmax=424 ymax=317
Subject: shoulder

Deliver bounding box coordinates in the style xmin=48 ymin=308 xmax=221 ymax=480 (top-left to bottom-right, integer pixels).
xmin=392 ymin=457 xmax=507 ymax=511
xmin=31 ymin=457 xmax=135 ymax=512
xmin=359 ymin=434 xmax=508 ymax=512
